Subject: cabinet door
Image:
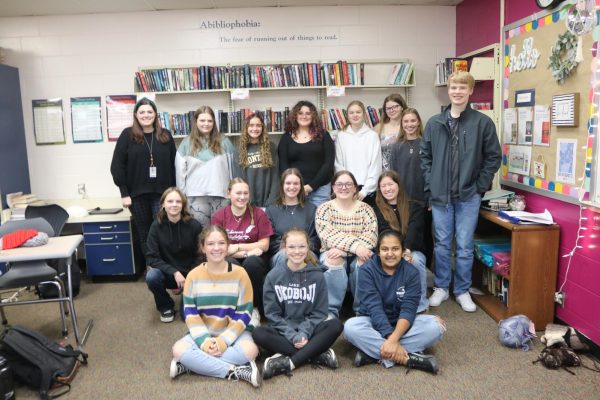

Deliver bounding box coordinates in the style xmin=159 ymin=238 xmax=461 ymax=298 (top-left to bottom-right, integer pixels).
xmin=86 ymin=244 xmax=134 ymax=276
xmin=84 ymin=232 xmax=131 ymax=245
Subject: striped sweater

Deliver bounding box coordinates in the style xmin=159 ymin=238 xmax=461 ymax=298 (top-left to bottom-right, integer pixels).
xmin=315 ymin=200 xmax=378 ymax=254
xmin=183 ymin=263 xmax=253 ymax=353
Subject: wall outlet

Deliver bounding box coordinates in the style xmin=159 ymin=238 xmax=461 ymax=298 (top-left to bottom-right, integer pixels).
xmin=554 ymin=291 xmax=565 ymax=307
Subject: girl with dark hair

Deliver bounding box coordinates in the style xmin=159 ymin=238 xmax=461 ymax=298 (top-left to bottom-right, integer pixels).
xmin=211 ymin=178 xmax=273 ymax=316
xmin=110 ymin=97 xmax=176 ymax=261
xmin=232 ymin=113 xmax=279 ymax=208
xmin=373 ymin=93 xmax=408 ymax=170
xmin=277 ymin=100 xmax=335 ymax=207
xmin=170 ymin=225 xmax=261 ymax=388
xmin=253 ymin=228 xmax=343 ymax=380
xmin=145 ymin=187 xmax=203 ymax=323
xmin=344 ymin=230 xmax=444 ymax=373
xmin=265 ymin=168 xmax=319 ymax=265
xmin=315 ymin=170 xmax=378 ymax=317
xmin=176 ymin=106 xmax=235 ymax=227
xmin=334 ymin=100 xmax=382 ymax=201
xmin=373 ymin=171 xmax=428 ymax=312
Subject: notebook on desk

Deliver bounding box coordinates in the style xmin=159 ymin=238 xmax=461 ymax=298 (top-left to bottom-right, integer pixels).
xmin=88 ymin=207 xmax=123 ymax=215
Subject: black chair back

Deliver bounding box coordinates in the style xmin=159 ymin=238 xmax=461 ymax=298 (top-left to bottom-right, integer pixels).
xmin=25 ymin=204 xmax=69 ymax=238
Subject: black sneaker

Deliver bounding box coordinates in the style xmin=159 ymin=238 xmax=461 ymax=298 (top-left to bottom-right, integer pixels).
xmin=169 ymin=359 xmax=189 ymax=379
xmin=263 ymin=353 xmax=292 ymax=379
xmin=160 ymin=309 xmax=175 ymax=323
xmin=228 ymin=361 xmax=262 ymax=387
xmin=354 ymin=349 xmax=378 ymax=367
xmin=312 ymin=348 xmax=339 ymax=369
xmin=406 ymin=353 xmax=438 ymax=374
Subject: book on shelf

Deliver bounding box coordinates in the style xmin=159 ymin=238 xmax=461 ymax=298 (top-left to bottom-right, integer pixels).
xmin=435 ymin=57 xmax=468 ymax=85
xmin=386 ymin=62 xmax=414 ymax=86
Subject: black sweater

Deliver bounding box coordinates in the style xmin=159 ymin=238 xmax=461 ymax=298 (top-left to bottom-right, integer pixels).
xmin=145 ymin=218 xmax=203 ymax=276
xmin=277 ymin=132 xmax=335 ymax=190
xmin=372 ymin=200 xmax=425 ymax=253
xmin=110 ymin=128 xmax=177 ymax=198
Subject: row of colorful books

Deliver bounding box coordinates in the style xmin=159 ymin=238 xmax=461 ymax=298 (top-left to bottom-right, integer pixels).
xmin=322 ymin=106 xmax=381 ymax=131
xmin=435 ymin=57 xmax=468 ymax=85
xmin=481 ymin=268 xmax=510 ymax=307
xmin=134 ymin=61 xmax=373 ymax=92
xmin=386 ymin=63 xmax=415 ymax=86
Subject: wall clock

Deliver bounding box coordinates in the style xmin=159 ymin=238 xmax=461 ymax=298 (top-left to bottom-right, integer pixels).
xmin=535 ymin=0 xmax=565 ymax=9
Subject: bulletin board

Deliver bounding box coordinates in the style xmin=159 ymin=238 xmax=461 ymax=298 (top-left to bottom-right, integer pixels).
xmin=501 ymin=2 xmax=598 ymax=204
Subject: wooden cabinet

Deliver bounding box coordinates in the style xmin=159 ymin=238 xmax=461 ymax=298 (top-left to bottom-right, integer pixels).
xmin=83 ymin=221 xmax=135 ymax=277
xmin=472 ymin=210 xmax=560 ymax=328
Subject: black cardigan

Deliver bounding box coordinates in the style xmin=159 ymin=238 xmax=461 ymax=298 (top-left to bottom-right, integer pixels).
xmin=372 ymin=200 xmax=425 ymax=253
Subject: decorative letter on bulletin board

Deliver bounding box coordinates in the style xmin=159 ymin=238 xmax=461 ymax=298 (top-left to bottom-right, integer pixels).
xmin=501 ymin=5 xmax=594 ymax=202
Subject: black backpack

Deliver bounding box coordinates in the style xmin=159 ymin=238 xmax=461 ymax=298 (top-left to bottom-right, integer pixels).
xmin=0 ymin=325 xmax=88 ymax=399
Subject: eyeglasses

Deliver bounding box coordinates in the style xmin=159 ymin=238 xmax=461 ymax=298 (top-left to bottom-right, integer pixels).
xmin=334 ymin=182 xmax=354 ymax=189
xmin=385 ymin=105 xmax=402 ymax=113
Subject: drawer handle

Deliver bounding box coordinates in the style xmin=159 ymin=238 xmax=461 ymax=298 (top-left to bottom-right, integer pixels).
xmin=99 ymin=226 xmax=114 ymax=230
xmin=100 ymin=236 xmax=115 ymax=241
xmin=102 ymin=258 xmax=116 ymax=262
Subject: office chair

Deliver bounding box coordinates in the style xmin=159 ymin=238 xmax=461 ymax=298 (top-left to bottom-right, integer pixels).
xmin=25 ymin=204 xmax=69 ymax=238
xmin=0 ymin=218 xmax=73 ymax=337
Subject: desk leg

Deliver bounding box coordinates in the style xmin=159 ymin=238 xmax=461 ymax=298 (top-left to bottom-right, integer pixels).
xmin=66 ymin=256 xmax=94 ymax=348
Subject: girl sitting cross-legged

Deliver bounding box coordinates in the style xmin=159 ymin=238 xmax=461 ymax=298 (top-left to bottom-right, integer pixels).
xmin=344 ymin=230 xmax=445 ymax=374
xmin=252 ymin=228 xmax=344 ymax=379
xmin=169 ymin=225 xmax=261 ymax=387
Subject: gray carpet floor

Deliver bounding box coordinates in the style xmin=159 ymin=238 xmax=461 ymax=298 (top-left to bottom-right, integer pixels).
xmin=4 ymin=278 xmax=600 ymax=400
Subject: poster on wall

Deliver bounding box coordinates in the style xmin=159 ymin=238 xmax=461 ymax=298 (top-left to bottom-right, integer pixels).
xmin=32 ymin=98 xmax=66 ymax=145
xmin=508 ymin=145 xmax=532 ymax=175
xmin=503 ymin=108 xmax=517 ymax=144
xmin=71 ymin=97 xmax=103 ymax=143
xmin=517 ymin=107 xmax=533 ymax=145
xmin=533 ymin=105 xmax=551 ymax=146
xmin=556 ymin=138 xmax=577 ymax=184
xmin=106 ymin=95 xmax=136 ymax=141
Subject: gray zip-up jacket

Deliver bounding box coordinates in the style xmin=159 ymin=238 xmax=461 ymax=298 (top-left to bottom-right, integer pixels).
xmin=420 ymin=105 xmax=501 ymax=206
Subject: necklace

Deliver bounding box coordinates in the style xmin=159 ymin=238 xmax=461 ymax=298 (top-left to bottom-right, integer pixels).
xmin=285 ymin=204 xmax=299 ymax=215
xmin=232 ymin=208 xmax=246 ymax=223
xmin=406 ymin=139 xmax=417 ymax=154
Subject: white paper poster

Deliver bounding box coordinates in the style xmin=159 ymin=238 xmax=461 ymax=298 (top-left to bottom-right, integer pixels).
xmin=556 ymin=138 xmax=577 ymax=184
xmin=517 ymin=107 xmax=533 ymax=145
xmin=533 ymin=105 xmax=550 ymax=146
xmin=508 ymin=145 xmax=532 ymax=175
xmin=503 ymin=108 xmax=517 ymax=144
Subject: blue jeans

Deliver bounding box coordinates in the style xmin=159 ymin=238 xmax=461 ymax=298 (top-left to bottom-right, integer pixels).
xmin=344 ymin=315 xmax=444 ymax=368
xmin=431 ymin=193 xmax=481 ymax=296
xmin=410 ymin=251 xmax=429 ymax=313
xmin=321 ymin=253 xmax=360 ymax=317
xmin=307 ymin=184 xmax=331 ymax=208
xmin=146 ymin=267 xmax=179 ymax=312
xmin=175 ymin=332 xmax=254 ymax=378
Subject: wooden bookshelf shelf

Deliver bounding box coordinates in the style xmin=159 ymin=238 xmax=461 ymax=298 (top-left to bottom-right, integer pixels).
xmin=472 ymin=209 xmax=560 ymax=328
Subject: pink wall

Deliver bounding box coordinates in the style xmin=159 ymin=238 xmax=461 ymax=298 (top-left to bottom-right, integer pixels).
xmin=457 ymin=0 xmax=600 ymax=345
xmin=456 ymin=0 xmax=501 ymax=55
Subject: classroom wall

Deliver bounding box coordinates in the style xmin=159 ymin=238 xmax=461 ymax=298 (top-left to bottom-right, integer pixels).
xmin=0 ymin=6 xmax=455 ymax=201
xmin=455 ymin=0 xmax=501 ymax=55
xmin=457 ymin=0 xmax=600 ymax=345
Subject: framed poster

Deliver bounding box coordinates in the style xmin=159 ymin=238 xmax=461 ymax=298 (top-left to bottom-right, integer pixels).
xmin=551 ymin=93 xmax=579 ymax=126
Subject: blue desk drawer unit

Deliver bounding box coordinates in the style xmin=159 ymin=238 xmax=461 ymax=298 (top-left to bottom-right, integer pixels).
xmin=83 ymin=221 xmax=135 ymax=276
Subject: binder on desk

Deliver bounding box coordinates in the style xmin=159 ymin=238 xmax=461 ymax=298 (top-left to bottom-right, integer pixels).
xmin=498 ymin=209 xmax=554 ymax=225
xmin=88 ymin=207 xmax=123 ymax=215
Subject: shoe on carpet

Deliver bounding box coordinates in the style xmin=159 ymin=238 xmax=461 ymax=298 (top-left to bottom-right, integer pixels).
xmin=455 ymin=292 xmax=477 ymax=312
xmin=312 ymin=348 xmax=339 ymax=369
xmin=428 ymin=288 xmax=449 ymax=307
xmin=228 ymin=361 xmax=262 ymax=387
xmin=406 ymin=353 xmax=439 ymax=374
xmin=263 ymin=353 xmax=292 ymax=379
xmin=160 ymin=309 xmax=175 ymax=323
xmin=354 ymin=349 xmax=378 ymax=367
xmin=169 ymin=359 xmax=189 ymax=379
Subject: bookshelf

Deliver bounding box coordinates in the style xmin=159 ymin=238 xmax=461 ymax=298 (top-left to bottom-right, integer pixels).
xmin=134 ymin=60 xmax=415 ymax=138
xmin=472 ymin=210 xmax=559 ymax=328
xmin=434 ymin=43 xmax=501 ymax=129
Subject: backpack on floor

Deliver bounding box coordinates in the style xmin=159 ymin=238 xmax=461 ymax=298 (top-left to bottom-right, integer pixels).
xmin=37 ymin=255 xmax=81 ymax=299
xmin=0 ymin=325 xmax=88 ymax=399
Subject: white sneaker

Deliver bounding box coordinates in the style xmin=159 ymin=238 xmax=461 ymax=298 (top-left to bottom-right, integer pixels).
xmin=169 ymin=359 xmax=189 ymax=379
xmin=428 ymin=288 xmax=449 ymax=307
xmin=249 ymin=309 xmax=261 ymax=329
xmin=456 ymin=292 xmax=477 ymax=312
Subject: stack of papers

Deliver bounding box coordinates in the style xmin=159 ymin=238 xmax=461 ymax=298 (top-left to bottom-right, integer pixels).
xmin=498 ymin=209 xmax=554 ymax=225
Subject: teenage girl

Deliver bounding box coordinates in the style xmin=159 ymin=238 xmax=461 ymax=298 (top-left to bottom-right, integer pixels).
xmin=373 ymin=93 xmax=407 ymax=170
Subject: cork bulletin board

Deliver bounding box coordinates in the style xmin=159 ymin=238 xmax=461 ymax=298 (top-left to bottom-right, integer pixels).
xmin=501 ymin=2 xmax=598 ymax=203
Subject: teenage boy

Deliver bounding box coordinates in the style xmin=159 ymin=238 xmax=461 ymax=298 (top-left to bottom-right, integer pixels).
xmin=420 ymin=71 xmax=501 ymax=312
